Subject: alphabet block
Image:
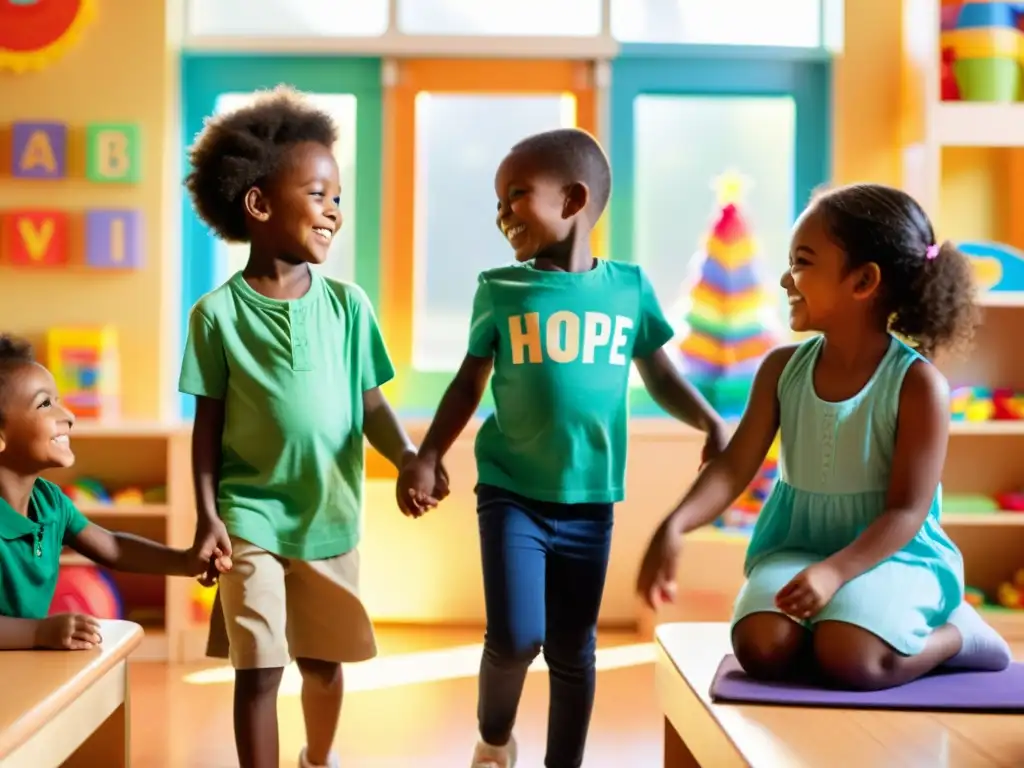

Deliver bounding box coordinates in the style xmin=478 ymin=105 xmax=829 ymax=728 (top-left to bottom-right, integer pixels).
xmin=12 ymin=122 xmax=67 ymax=179
xmin=3 ymin=211 xmax=69 ymax=266
xmin=85 ymin=210 xmax=144 ymax=269
xmin=86 ymin=123 xmax=141 ymax=183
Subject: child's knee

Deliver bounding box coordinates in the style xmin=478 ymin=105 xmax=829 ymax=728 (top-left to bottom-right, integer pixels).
xmin=296 ymin=657 xmax=342 ymax=690
xmin=236 ymin=666 xmax=285 ymax=698
xmin=732 ymin=612 xmax=807 ymax=680
xmin=812 ymin=621 xmax=898 ymax=691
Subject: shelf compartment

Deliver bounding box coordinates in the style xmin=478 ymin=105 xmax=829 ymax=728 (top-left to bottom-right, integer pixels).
xmin=934 ymin=103 xmax=1024 ymax=148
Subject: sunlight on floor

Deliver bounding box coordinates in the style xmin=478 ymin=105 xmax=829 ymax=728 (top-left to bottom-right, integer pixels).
xmin=183 ymin=642 xmax=657 ymax=695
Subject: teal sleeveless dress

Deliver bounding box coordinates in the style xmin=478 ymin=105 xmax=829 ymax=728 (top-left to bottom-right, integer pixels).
xmin=732 ymin=335 xmax=965 ymax=655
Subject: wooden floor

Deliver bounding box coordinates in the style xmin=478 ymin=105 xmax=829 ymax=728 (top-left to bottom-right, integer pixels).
xmin=128 ymin=627 xmax=663 ymax=767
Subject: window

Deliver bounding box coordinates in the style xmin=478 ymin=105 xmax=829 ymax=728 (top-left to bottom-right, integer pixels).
xmin=212 ymin=93 xmax=358 ymax=285
xmin=397 ymin=0 xmax=601 ymax=36
xmin=612 ymin=0 xmax=823 ymax=47
xmin=632 ymin=95 xmax=796 ymax=327
xmin=412 ymin=93 xmax=577 ymax=371
xmin=186 ymin=0 xmax=387 ymax=37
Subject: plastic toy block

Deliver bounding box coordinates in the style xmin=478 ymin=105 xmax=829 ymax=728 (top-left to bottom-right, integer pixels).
xmin=3 ymin=211 xmax=69 ymax=266
xmin=85 ymin=210 xmax=144 ymax=268
xmin=85 ymin=123 xmax=141 ymax=183
xmin=11 ymin=122 xmax=67 ymax=179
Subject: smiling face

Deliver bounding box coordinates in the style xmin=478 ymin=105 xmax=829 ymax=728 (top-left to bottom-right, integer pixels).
xmin=0 ymin=363 xmax=76 ymax=473
xmin=781 ymin=204 xmax=881 ymax=333
xmin=245 ymin=141 xmax=342 ymax=265
xmin=493 ymin=150 xmax=587 ymax=262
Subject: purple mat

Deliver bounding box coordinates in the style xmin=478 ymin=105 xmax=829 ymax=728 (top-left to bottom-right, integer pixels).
xmin=710 ymin=655 xmax=1024 ymax=712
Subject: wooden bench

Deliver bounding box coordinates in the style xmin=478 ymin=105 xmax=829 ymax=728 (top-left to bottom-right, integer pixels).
xmin=0 ymin=620 xmax=143 ymax=768
xmin=656 ymin=622 xmax=1024 ymax=767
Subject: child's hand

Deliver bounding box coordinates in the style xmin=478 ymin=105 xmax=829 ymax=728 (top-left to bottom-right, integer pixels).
xmin=775 ymin=562 xmax=844 ymax=619
xmin=701 ymin=420 xmax=729 ymax=466
xmin=636 ymin=517 xmax=684 ymax=610
xmin=191 ymin=516 xmax=233 ymax=585
xmin=35 ymin=613 xmax=102 ymax=650
xmin=396 ymin=456 xmax=442 ymax=518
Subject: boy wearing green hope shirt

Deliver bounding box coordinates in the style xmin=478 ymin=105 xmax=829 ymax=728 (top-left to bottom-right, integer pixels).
xmin=179 ymin=89 xmax=444 ymax=768
xmin=398 ymin=128 xmax=727 ymax=768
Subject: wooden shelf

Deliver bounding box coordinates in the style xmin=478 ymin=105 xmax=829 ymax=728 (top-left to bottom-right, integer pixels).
xmin=943 ymin=513 xmax=1024 ymax=526
xmin=949 ymin=421 xmax=1024 ymax=436
xmin=980 ymin=608 xmax=1024 ymax=641
xmin=76 ymin=503 xmax=169 ymax=517
xmin=70 ymin=421 xmax=191 ymax=439
xmin=933 ymin=103 xmax=1024 ymax=148
xmin=978 ymin=292 xmax=1024 ymax=309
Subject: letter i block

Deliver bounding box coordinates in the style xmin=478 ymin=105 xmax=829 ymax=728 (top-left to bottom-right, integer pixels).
xmin=12 ymin=122 xmax=67 ymax=179
xmin=3 ymin=211 xmax=70 ymax=266
xmin=86 ymin=123 xmax=142 ymax=183
xmin=85 ymin=210 xmax=144 ymax=269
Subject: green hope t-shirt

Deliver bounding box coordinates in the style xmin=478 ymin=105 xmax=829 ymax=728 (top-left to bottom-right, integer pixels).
xmin=178 ymin=271 xmax=394 ymax=560
xmin=468 ymin=259 xmax=674 ymax=504
xmin=0 ymin=479 xmax=90 ymax=620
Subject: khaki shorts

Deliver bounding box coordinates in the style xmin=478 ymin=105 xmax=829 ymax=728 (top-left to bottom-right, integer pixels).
xmin=206 ymin=536 xmax=377 ymax=669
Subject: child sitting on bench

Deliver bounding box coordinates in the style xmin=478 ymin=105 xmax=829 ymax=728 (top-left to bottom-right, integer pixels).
xmin=0 ymin=334 xmax=229 ymax=650
xmin=638 ymin=184 xmax=1011 ymax=691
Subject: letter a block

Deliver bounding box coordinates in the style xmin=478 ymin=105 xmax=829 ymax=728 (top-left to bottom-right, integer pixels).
xmin=85 ymin=210 xmax=144 ymax=269
xmin=86 ymin=123 xmax=141 ymax=183
xmin=3 ymin=211 xmax=70 ymax=266
xmin=12 ymin=122 xmax=67 ymax=179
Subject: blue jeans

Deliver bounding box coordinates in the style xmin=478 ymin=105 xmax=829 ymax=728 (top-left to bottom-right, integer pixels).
xmin=475 ymin=484 xmax=614 ymax=768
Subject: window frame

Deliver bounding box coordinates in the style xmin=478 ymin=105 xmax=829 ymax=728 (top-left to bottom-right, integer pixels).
xmin=381 ymin=59 xmax=598 ymax=415
xmin=608 ymin=45 xmax=832 ymax=415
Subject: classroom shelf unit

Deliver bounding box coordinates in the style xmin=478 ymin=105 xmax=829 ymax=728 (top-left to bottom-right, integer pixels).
xmin=899 ymin=0 xmax=1024 ymax=638
xmin=48 ymin=422 xmax=197 ymax=661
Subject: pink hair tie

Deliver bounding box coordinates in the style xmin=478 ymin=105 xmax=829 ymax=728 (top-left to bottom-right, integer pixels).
xmin=925 ymin=243 xmax=940 ymax=260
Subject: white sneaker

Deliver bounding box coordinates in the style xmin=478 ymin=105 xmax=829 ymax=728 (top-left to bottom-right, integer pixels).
xmin=471 ymin=734 xmax=517 ymax=768
xmin=299 ymin=746 xmax=341 ymax=768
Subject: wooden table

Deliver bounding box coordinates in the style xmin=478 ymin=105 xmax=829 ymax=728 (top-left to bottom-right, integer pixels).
xmin=0 ymin=620 xmax=143 ymax=768
xmin=656 ymin=622 xmax=1024 ymax=767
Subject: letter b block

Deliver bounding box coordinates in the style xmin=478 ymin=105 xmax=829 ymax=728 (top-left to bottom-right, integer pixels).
xmin=86 ymin=123 xmax=141 ymax=183
xmin=12 ymin=122 xmax=67 ymax=179
xmin=86 ymin=210 xmax=144 ymax=269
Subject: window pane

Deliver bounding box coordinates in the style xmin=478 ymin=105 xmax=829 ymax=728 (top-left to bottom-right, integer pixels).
xmin=187 ymin=0 xmax=387 ymax=37
xmin=398 ymin=0 xmax=601 ymax=36
xmin=212 ymin=93 xmax=357 ymax=285
xmin=612 ymin=0 xmax=822 ymax=46
xmin=633 ymin=95 xmax=795 ymax=330
xmin=413 ymin=94 xmax=577 ymax=371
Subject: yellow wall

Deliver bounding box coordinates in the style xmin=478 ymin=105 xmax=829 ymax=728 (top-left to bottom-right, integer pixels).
xmin=0 ymin=4 xmax=176 ymax=420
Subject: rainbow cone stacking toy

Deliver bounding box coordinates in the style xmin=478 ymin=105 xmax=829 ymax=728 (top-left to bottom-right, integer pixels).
xmin=678 ymin=173 xmax=777 ymax=420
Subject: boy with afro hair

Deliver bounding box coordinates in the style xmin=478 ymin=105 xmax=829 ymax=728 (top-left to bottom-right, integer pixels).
xmin=181 ymin=87 xmax=444 ymax=768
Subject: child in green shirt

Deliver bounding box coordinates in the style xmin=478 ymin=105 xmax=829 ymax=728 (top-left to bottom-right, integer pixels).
xmin=0 ymin=334 xmax=221 ymax=651
xmin=179 ymin=87 xmax=440 ymax=768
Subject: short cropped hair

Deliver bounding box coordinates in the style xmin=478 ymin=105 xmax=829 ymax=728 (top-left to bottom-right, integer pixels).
xmin=0 ymin=335 xmax=35 ymax=425
xmin=510 ymin=128 xmax=612 ymax=220
xmin=185 ymin=86 xmax=339 ymax=243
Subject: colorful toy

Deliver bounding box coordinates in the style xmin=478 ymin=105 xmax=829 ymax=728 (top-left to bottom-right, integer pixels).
xmin=997 ymin=568 xmax=1024 ymax=609
xmin=191 ymin=582 xmax=217 ymax=623
xmin=949 ymin=386 xmax=994 ymax=421
xmin=46 ymin=326 xmax=121 ymax=420
xmin=996 ymin=491 xmax=1024 ymax=511
xmin=85 ymin=209 xmax=145 ymax=269
xmin=50 ymin=565 xmax=123 ymax=620
xmin=11 ymin=122 xmax=67 ymax=180
xmin=62 ymin=477 xmax=111 ymax=505
xmin=678 ymin=172 xmax=779 ymax=420
xmin=1 ymin=210 xmax=69 ymax=267
xmin=958 ymin=240 xmax=1024 ymax=294
xmin=942 ymin=3 xmax=1024 ymax=102
xmin=965 ymin=586 xmax=986 ymax=608
xmin=718 ymin=435 xmax=780 ymax=531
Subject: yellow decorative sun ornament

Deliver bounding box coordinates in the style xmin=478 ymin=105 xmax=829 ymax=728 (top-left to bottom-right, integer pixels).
xmin=0 ymin=0 xmax=97 ymax=74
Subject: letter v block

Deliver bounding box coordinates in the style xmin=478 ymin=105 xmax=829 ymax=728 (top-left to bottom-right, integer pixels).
xmin=4 ymin=211 xmax=70 ymax=266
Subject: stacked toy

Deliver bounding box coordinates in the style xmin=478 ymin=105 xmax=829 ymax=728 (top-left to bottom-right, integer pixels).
xmin=941 ymin=2 xmax=1024 ymax=101
xmin=717 ymin=435 xmax=780 ymax=531
xmin=678 ymin=173 xmax=777 ymax=420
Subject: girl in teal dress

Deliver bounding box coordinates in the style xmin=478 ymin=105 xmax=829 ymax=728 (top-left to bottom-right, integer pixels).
xmin=638 ymin=183 xmax=1012 ymax=691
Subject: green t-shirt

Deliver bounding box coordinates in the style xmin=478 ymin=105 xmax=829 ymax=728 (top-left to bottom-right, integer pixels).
xmin=0 ymin=479 xmax=90 ymax=620
xmin=178 ymin=270 xmax=395 ymax=560
xmin=468 ymin=259 xmax=674 ymax=503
